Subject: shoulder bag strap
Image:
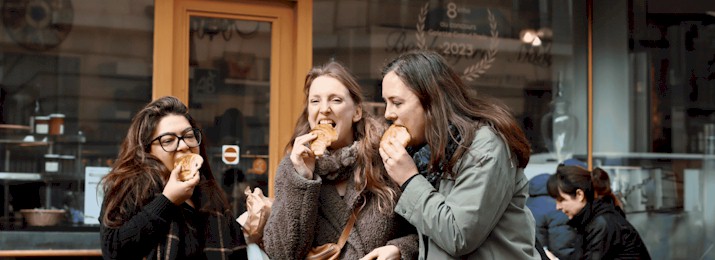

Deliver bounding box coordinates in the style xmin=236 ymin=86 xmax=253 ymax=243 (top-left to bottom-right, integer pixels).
xmin=335 ymin=207 xmax=359 ymax=249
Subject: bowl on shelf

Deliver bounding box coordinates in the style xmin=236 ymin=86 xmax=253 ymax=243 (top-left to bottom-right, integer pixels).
xmin=20 ymin=209 xmax=66 ymax=226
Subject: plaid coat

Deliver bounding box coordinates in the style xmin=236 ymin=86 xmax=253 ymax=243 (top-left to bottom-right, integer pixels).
xmin=100 ymin=195 xmax=246 ymax=259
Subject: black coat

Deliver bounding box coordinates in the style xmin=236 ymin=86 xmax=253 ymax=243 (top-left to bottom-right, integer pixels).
xmin=567 ymin=198 xmax=651 ymax=260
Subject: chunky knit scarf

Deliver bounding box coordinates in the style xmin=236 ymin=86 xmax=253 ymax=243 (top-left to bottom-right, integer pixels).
xmin=408 ymin=126 xmax=461 ymax=189
xmin=314 ymin=141 xmax=358 ymax=183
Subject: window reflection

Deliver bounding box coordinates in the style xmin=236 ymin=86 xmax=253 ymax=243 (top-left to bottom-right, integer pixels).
xmin=593 ymin=0 xmax=715 ymax=258
xmin=313 ymin=0 xmax=588 ymax=163
xmin=0 ymin=0 xmax=153 ymax=229
xmin=189 ymin=17 xmax=272 ymax=217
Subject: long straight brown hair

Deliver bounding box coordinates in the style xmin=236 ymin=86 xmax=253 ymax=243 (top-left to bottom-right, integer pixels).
xmin=382 ymin=50 xmax=531 ymax=175
xmin=101 ymin=96 xmax=229 ymax=227
xmin=286 ymin=61 xmax=398 ymax=214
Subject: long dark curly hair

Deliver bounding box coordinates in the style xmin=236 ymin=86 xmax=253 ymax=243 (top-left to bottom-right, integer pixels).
xmin=101 ymin=96 xmax=229 ymax=227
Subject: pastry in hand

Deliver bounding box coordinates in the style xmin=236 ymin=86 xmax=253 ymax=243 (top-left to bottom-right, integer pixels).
xmin=381 ymin=125 xmax=411 ymax=148
xmin=309 ymin=124 xmax=338 ymax=157
xmin=174 ymin=154 xmax=203 ymax=181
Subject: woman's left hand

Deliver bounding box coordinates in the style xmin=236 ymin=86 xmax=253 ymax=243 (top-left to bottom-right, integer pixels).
xmin=379 ymin=136 xmax=418 ymax=186
xmin=360 ymin=245 xmax=401 ymax=260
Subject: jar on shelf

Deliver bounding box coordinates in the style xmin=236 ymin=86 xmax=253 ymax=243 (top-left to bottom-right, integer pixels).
xmin=35 ymin=116 xmax=50 ymax=134
xmin=44 ymin=154 xmax=60 ymax=173
xmin=49 ymin=113 xmax=65 ymax=135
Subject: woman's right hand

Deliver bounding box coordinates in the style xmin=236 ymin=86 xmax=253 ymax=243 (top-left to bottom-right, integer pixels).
xmin=379 ymin=136 xmax=418 ymax=186
xmin=290 ymin=132 xmax=317 ymax=179
xmin=162 ymin=165 xmax=200 ymax=205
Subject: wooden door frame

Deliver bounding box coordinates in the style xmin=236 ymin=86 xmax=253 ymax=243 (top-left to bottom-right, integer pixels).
xmin=152 ymin=0 xmax=312 ymax=196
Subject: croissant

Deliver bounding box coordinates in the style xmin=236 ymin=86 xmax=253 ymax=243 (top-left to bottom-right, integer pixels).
xmin=174 ymin=154 xmax=204 ymax=181
xmin=309 ymin=124 xmax=338 ymax=157
xmin=381 ymin=125 xmax=411 ymax=148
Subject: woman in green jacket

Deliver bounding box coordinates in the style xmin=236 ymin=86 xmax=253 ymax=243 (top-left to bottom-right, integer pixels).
xmin=378 ymin=50 xmax=540 ymax=259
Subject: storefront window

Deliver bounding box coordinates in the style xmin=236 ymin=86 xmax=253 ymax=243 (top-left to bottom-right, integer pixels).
xmin=313 ymin=0 xmax=588 ymax=176
xmin=188 ymin=17 xmax=272 ymax=217
xmin=311 ymin=0 xmax=715 ymax=257
xmin=0 ymin=0 xmax=153 ymax=235
xmin=593 ymin=0 xmax=715 ymax=258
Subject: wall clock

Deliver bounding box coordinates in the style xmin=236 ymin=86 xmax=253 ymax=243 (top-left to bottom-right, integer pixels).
xmin=2 ymin=0 xmax=73 ymax=51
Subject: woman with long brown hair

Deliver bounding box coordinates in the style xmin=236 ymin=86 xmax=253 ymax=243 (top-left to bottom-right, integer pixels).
xmin=263 ymin=61 xmax=418 ymax=259
xmin=100 ymin=96 xmax=245 ymax=259
xmin=379 ymin=50 xmax=539 ymax=259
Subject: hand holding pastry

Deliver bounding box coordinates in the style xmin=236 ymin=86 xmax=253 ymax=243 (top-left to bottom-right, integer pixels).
xmin=163 ymin=154 xmax=203 ymax=205
xmin=379 ymin=125 xmax=418 ymax=186
xmin=290 ymin=132 xmax=318 ymax=179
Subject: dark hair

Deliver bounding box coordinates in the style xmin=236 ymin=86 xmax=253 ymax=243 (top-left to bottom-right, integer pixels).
xmin=547 ymin=165 xmax=594 ymax=203
xmin=287 ymin=61 xmax=397 ymax=214
xmin=101 ymin=96 xmax=229 ymax=227
xmin=591 ymin=167 xmax=622 ymax=208
xmin=382 ymin=50 xmax=531 ymax=175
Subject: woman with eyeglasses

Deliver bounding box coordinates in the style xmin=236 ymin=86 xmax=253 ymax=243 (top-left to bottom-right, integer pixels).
xmin=99 ymin=96 xmax=246 ymax=259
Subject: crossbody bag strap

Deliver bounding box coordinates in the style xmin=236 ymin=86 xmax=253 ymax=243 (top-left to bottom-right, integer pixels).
xmin=335 ymin=207 xmax=359 ymax=249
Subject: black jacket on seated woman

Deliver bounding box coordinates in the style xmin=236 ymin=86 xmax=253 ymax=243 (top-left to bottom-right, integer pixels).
xmin=548 ymin=165 xmax=650 ymax=260
xmin=567 ymin=196 xmax=650 ymax=259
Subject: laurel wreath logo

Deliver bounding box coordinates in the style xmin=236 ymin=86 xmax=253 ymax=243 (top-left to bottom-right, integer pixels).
xmin=415 ymin=3 xmax=499 ymax=81
xmin=416 ymin=3 xmax=428 ymax=50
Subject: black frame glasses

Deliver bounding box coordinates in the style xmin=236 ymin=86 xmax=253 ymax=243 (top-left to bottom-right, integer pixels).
xmin=147 ymin=128 xmax=202 ymax=152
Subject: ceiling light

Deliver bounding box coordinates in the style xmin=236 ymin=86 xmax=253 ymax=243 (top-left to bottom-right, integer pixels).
xmin=520 ymin=29 xmax=537 ymax=43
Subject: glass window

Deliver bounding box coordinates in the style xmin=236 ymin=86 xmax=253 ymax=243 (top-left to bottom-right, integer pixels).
xmin=188 ymin=17 xmax=272 ymax=217
xmin=313 ymin=0 xmax=588 ymax=177
xmin=0 ymin=0 xmax=153 ymax=232
xmin=593 ymin=0 xmax=715 ymax=258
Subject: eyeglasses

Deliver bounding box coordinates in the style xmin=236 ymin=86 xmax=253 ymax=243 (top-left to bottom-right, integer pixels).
xmin=148 ymin=128 xmax=202 ymax=152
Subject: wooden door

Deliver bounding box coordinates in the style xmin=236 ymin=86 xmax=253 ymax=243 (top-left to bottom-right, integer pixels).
xmin=152 ymin=0 xmax=312 ymax=197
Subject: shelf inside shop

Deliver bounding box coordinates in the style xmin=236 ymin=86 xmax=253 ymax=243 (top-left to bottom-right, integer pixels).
xmin=0 ymin=172 xmax=42 ymax=181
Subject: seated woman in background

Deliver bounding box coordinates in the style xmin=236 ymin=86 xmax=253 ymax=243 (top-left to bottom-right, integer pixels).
xmin=547 ymin=165 xmax=651 ymax=259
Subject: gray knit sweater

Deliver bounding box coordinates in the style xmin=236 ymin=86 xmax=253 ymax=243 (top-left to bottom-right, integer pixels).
xmin=263 ymin=156 xmax=419 ymax=260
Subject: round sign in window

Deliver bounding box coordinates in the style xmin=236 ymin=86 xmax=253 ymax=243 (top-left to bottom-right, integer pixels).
xmin=222 ymin=145 xmax=239 ymax=165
